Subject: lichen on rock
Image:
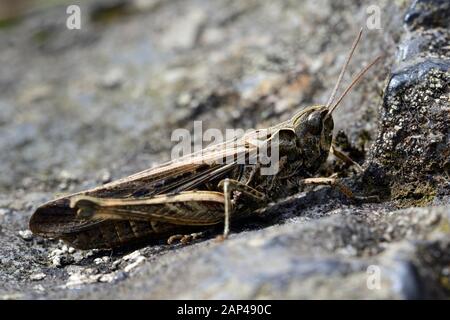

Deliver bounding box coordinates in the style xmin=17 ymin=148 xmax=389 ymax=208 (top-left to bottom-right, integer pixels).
xmin=367 ymin=0 xmax=449 ymax=207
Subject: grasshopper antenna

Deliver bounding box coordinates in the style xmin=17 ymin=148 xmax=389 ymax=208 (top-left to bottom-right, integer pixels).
xmin=327 ymin=55 xmax=382 ymax=115
xmin=325 ymin=28 xmax=363 ymax=110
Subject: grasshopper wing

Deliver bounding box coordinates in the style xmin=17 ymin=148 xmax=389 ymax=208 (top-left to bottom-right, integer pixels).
xmin=29 ymin=127 xmax=277 ymax=248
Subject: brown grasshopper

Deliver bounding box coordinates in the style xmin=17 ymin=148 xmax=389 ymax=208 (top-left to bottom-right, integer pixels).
xmin=30 ymin=29 xmax=381 ymax=249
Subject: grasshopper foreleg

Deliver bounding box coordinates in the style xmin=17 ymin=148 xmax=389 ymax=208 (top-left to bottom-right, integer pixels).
xmin=302 ymin=176 xmax=354 ymax=198
xmin=302 ymin=176 xmax=379 ymax=202
xmin=330 ymin=145 xmax=363 ymax=172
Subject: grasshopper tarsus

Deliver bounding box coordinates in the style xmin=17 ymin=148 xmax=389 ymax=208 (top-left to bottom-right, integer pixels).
xmin=215 ymin=234 xmax=227 ymax=243
xmin=167 ymin=232 xmax=204 ymax=245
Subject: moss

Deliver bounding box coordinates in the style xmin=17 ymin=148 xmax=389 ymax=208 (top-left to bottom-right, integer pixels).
xmin=436 ymin=218 xmax=450 ymax=234
xmin=439 ymin=276 xmax=450 ymax=293
xmin=32 ymin=28 xmax=53 ymax=45
xmin=391 ymin=181 xmax=437 ymax=207
xmin=90 ymin=1 xmax=134 ymax=24
xmin=0 ymin=17 xmax=21 ymax=29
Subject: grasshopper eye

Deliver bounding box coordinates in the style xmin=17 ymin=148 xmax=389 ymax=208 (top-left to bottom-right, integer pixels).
xmin=323 ymin=114 xmax=334 ymax=131
xmin=305 ymin=112 xmax=322 ymax=135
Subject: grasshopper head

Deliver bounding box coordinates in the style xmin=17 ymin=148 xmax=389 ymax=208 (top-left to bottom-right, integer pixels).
xmin=280 ymin=29 xmax=381 ymax=173
xmin=292 ymin=105 xmax=334 ymax=157
xmin=286 ymin=105 xmax=334 ymax=172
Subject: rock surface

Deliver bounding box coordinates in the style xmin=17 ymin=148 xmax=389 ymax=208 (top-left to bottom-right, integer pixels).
xmin=0 ymin=0 xmax=448 ymax=299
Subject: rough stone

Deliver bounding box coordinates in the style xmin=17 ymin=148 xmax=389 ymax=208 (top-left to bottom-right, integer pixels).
xmin=367 ymin=0 xmax=449 ymax=208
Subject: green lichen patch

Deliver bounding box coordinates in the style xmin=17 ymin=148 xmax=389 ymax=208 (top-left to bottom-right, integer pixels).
xmin=391 ymin=180 xmax=437 ymax=207
xmin=370 ymin=66 xmax=449 ymax=204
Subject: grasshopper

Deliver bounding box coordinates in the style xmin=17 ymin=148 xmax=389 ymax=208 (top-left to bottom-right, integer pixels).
xmin=30 ymin=29 xmax=381 ymax=249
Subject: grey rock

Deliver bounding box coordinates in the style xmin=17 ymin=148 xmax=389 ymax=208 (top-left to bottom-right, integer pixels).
xmin=404 ymin=0 xmax=450 ymax=30
xmin=29 ymin=273 xmax=46 ymax=281
xmin=367 ymin=0 xmax=449 ymax=208
xmin=100 ymin=68 xmax=125 ymax=89
xmin=18 ymin=230 xmax=33 ymax=241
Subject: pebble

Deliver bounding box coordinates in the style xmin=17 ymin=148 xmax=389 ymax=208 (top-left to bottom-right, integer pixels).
xmin=101 ymin=68 xmax=125 ymax=89
xmin=99 ymin=271 xmax=126 ymax=283
xmin=18 ymin=230 xmax=33 ymax=241
xmin=30 ymin=273 xmax=46 ymax=281
xmin=51 ymin=256 xmax=62 ymax=268
xmin=122 ymin=250 xmax=142 ymax=261
xmin=72 ymin=252 xmax=84 ymax=264
xmin=124 ymin=256 xmax=146 ymax=272
xmin=49 ymin=246 xmax=74 ymax=268
xmin=65 ymin=272 xmax=101 ymax=288
xmin=94 ymin=256 xmax=110 ymax=265
xmin=112 ymin=259 xmax=122 ymax=270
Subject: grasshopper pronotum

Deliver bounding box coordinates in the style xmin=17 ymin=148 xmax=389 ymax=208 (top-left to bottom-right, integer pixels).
xmin=30 ymin=29 xmax=381 ymax=249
